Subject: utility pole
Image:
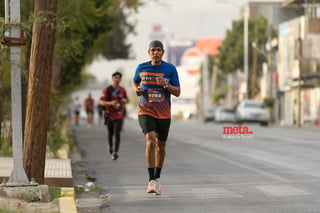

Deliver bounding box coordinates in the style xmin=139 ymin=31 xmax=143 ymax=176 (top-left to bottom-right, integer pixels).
xmin=297 ymin=16 xmax=304 ymax=128
xmin=297 ymin=1 xmax=308 ymax=128
xmin=251 ymin=40 xmax=258 ymax=98
xmin=4 ymin=0 xmax=29 ymax=185
xmin=202 ymin=51 xmax=210 ymax=121
xmin=244 ymin=3 xmax=249 ymax=99
xmin=298 ymin=37 xmax=302 ymax=128
xmin=23 ymin=0 xmax=58 ymax=184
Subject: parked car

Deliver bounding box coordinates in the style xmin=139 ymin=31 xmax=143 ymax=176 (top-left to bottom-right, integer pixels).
xmin=204 ymin=107 xmax=217 ymax=122
xmin=235 ymin=99 xmax=270 ymax=126
xmin=214 ymin=107 xmax=236 ymax=123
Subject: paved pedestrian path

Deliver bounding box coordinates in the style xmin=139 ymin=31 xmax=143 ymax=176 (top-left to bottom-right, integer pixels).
xmin=0 ymin=157 xmax=73 ymax=187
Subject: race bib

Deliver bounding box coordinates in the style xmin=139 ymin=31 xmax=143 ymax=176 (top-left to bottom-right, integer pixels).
xmin=148 ymin=88 xmax=165 ymax=102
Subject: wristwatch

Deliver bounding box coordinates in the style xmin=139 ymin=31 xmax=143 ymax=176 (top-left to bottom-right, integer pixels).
xmin=163 ymin=83 xmax=169 ymax=89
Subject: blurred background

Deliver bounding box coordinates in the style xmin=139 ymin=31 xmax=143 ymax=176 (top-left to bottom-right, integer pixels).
xmin=80 ymin=0 xmax=320 ymax=128
xmin=2 ymin=0 xmax=320 ymax=153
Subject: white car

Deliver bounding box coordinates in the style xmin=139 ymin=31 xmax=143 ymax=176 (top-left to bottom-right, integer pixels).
xmin=204 ymin=107 xmax=217 ymax=122
xmin=214 ymin=107 xmax=235 ymax=123
xmin=235 ymin=99 xmax=270 ymax=126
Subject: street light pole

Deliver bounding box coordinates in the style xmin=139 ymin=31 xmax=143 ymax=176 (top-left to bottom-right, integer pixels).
xmin=244 ymin=4 xmax=249 ymax=99
xmin=202 ymin=50 xmax=209 ymax=121
xmin=5 ymin=0 xmax=29 ymax=185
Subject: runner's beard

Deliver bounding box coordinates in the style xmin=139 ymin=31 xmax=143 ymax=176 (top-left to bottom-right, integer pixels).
xmin=152 ymin=56 xmax=161 ymax=63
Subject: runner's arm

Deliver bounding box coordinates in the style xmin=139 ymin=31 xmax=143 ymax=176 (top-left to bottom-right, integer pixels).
xmin=100 ymin=99 xmax=116 ymax=106
xmin=165 ymin=84 xmax=180 ymax=97
xmin=132 ymin=81 xmax=142 ymax=96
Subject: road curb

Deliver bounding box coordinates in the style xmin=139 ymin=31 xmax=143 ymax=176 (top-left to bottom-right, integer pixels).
xmin=59 ymin=187 xmax=77 ymax=213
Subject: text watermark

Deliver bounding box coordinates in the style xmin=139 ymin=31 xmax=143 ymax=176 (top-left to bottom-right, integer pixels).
xmin=222 ymin=125 xmax=254 ymax=139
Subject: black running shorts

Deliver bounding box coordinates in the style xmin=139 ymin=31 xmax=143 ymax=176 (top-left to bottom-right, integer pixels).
xmin=138 ymin=115 xmax=171 ymax=142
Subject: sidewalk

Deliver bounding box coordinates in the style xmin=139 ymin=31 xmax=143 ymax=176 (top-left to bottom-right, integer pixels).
xmin=0 ymin=157 xmax=73 ymax=187
xmin=0 ymin=157 xmax=76 ymax=213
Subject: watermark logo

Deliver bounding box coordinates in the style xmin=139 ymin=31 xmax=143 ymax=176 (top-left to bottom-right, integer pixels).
xmin=222 ymin=125 xmax=254 ymax=139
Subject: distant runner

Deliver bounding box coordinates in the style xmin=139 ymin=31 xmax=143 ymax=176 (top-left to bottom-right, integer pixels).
xmin=73 ymin=96 xmax=81 ymax=126
xmin=84 ymin=93 xmax=95 ymax=127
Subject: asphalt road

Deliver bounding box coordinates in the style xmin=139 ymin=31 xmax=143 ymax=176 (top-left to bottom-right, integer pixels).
xmin=71 ymin=118 xmax=320 ymax=213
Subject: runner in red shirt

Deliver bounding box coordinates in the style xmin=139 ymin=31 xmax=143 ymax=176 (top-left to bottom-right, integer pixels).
xmin=100 ymin=72 xmax=129 ymax=160
xmin=84 ymin=93 xmax=94 ymax=127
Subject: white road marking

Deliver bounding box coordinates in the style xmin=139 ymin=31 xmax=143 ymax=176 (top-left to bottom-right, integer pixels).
xmin=255 ymin=185 xmax=312 ymax=197
xmin=123 ymin=185 xmax=241 ymax=201
xmin=106 ymin=183 xmax=314 ymax=202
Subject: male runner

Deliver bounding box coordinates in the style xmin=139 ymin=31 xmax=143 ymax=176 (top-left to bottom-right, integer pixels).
xmin=132 ymin=40 xmax=181 ymax=195
xmin=100 ymin=72 xmax=128 ymax=160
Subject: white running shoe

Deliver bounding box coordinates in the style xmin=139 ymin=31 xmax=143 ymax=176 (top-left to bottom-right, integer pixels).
xmin=146 ymin=180 xmax=157 ymax=193
xmin=153 ymin=179 xmax=162 ymax=195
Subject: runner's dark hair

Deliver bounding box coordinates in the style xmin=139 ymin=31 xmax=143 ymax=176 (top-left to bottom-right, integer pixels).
xmin=112 ymin=71 xmax=122 ymax=77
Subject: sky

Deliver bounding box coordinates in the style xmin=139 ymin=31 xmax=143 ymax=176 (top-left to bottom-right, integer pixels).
xmin=86 ymin=0 xmax=282 ymax=83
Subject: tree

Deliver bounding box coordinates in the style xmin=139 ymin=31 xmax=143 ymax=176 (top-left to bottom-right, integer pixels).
xmin=48 ymin=0 xmax=143 ymax=141
xmin=0 ymin=17 xmax=13 ymax=154
xmin=217 ymin=16 xmax=277 ymax=98
xmin=0 ymin=17 xmax=4 ymax=142
xmin=23 ymin=0 xmax=58 ymax=183
xmin=2 ymin=0 xmax=145 ymax=182
xmin=53 ymin=0 xmax=142 ymax=93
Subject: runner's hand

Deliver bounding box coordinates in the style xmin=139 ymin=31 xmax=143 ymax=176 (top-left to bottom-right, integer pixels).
xmin=121 ymin=98 xmax=128 ymax=104
xmin=156 ymin=77 xmax=166 ymax=87
xmin=111 ymin=100 xmax=118 ymax=106
xmin=136 ymin=86 xmax=143 ymax=96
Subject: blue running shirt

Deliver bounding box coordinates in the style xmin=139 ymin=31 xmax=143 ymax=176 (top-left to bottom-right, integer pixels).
xmin=133 ymin=61 xmax=180 ymax=119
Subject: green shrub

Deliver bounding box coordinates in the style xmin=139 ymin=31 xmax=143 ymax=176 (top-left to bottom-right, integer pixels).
xmin=48 ymin=186 xmax=61 ymax=202
xmin=263 ymin=97 xmax=275 ymax=108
